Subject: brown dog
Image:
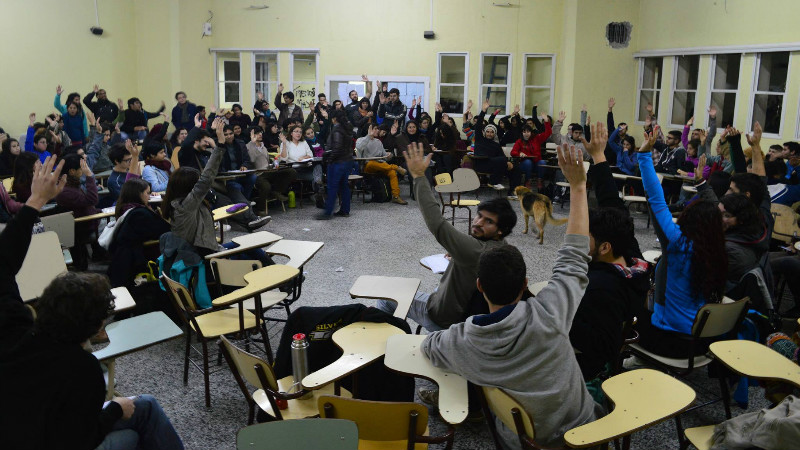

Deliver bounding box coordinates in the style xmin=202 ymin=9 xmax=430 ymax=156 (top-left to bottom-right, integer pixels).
xmin=514 ymin=186 xmax=568 ymax=244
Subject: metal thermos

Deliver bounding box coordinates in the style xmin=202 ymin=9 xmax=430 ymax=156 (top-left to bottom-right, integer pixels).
xmin=290 ymin=333 xmax=312 ymax=398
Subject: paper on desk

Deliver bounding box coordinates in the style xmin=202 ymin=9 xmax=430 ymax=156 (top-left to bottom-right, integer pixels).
xmin=102 ymin=206 xmax=115 ymax=214
xmin=421 ymin=254 xmax=450 ymax=274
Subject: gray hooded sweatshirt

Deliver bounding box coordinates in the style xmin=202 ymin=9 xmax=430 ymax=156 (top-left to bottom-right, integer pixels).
xmin=422 ymin=234 xmax=604 ymax=449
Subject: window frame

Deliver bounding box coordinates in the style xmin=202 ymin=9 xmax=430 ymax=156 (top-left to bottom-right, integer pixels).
xmin=478 ymin=52 xmax=513 ymax=115
xmin=213 ymin=51 xmax=242 ymax=107
xmin=521 ymin=53 xmax=556 ymax=116
xmin=706 ymin=53 xmax=743 ymax=132
xmin=634 ymin=57 xmax=664 ymax=124
xmin=251 ymin=52 xmax=280 ymax=109
xmin=436 ymin=52 xmax=469 ymax=118
xmin=668 ymin=55 xmax=700 ymax=128
xmin=289 ymin=52 xmax=320 ymax=112
xmin=747 ymin=51 xmax=791 ymax=138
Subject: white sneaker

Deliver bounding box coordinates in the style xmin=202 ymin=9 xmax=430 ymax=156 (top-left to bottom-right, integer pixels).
xmin=507 ymin=195 xmax=518 ymax=200
xmin=622 ymin=355 xmax=650 ymax=371
xmin=490 ymin=184 xmax=506 ymax=191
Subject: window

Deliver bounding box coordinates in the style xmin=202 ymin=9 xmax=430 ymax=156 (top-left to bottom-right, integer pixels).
xmin=215 ymin=52 xmax=241 ymax=106
xmin=670 ymin=55 xmax=699 ymax=126
xmin=253 ymin=53 xmax=278 ymax=105
xmin=437 ymin=53 xmax=468 ymax=115
xmin=385 ymin=81 xmax=426 ymax=111
xmin=290 ymin=53 xmax=318 ymax=110
xmin=636 ymin=57 xmax=663 ymax=122
xmin=522 ymin=54 xmax=555 ymax=116
xmin=750 ymin=51 xmax=790 ymax=135
xmin=708 ymin=54 xmax=741 ymax=129
xmin=330 ymin=79 xmax=367 ymax=104
xmin=480 ymin=54 xmax=511 ymax=115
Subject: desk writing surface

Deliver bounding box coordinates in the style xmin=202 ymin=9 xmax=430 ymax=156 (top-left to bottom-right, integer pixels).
xmin=18 ymin=231 xmax=67 ymax=302
xmin=204 ymin=231 xmax=283 ymax=260
xmin=93 ymin=312 xmax=183 ymax=362
xmin=236 ymin=419 xmax=358 ymax=450
xmin=111 ymin=287 xmax=136 ymax=313
xmin=212 ymin=205 xmax=249 ymax=222
xmin=349 ymin=275 xmax=420 ymax=320
xmin=301 ymin=322 xmax=405 ymax=390
xmin=384 ymin=334 xmax=469 ymax=424
xmin=212 ymin=264 xmax=299 ymax=306
xmin=75 ymin=210 xmax=115 ymax=222
xmin=709 ymin=340 xmax=800 ymax=388
xmin=264 ymin=239 xmax=324 ymax=268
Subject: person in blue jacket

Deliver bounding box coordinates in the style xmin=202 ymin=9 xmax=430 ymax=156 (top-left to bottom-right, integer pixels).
xmin=608 ymin=125 xmax=638 ymax=176
xmin=633 ymin=125 xmax=728 ymax=359
xmin=171 ymin=91 xmax=197 ymax=131
xmin=54 ymin=85 xmax=87 ymax=145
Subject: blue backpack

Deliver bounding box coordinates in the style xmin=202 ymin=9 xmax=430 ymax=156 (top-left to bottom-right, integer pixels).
xmin=158 ymin=255 xmax=212 ymax=309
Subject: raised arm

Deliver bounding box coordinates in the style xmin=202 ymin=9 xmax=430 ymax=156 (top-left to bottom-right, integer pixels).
xmin=182 ymin=118 xmax=225 ymax=211
xmin=747 ymin=121 xmax=765 ymax=177
xmin=583 ymin=123 xmax=625 ymax=211
xmin=638 ymin=127 xmax=683 ymax=243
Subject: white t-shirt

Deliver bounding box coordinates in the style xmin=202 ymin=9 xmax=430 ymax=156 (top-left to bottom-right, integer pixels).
xmin=282 ymin=140 xmax=313 ymax=163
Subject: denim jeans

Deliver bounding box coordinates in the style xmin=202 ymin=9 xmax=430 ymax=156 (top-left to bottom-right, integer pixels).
xmin=324 ymin=161 xmax=352 ymax=215
xmin=226 ymin=174 xmax=257 ymax=200
xmin=376 ymin=292 xmax=444 ymax=332
xmin=519 ymin=159 xmax=547 ymax=183
xmin=95 ymin=395 xmax=184 ymax=450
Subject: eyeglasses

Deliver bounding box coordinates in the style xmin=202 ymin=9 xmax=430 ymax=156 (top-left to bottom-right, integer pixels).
xmin=122 ymin=157 xmax=133 ymax=163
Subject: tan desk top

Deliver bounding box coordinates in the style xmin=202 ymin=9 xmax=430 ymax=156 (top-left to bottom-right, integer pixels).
xmin=212 ymin=264 xmax=299 ymax=307
xmin=301 ymin=322 xmax=405 ymax=390
xmin=93 ymin=311 xmax=183 ymax=362
xmin=642 ymin=250 xmax=662 ymax=264
xmin=212 ymin=204 xmax=249 ymax=222
xmin=111 ymin=286 xmax=136 ymax=313
xmin=564 ymin=369 xmax=695 ymax=448
xmin=75 ymin=210 xmax=115 ymax=222
xmin=264 ymin=239 xmax=324 ymax=269
xmin=709 ymin=340 xmax=800 ymax=388
xmin=204 ymin=231 xmax=283 ymax=260
xmin=349 ymin=275 xmax=420 ymax=320
xmin=384 ymin=334 xmax=469 ymax=424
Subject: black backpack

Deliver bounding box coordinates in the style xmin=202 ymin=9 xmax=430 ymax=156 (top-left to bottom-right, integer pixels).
xmin=367 ymin=175 xmax=391 ymax=203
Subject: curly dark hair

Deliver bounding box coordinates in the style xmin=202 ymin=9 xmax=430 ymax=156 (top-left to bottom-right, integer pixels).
xmin=676 ymin=199 xmax=728 ymax=301
xmin=720 ymin=193 xmax=762 ymax=236
xmin=35 ymin=272 xmax=114 ymax=345
xmin=477 ymin=198 xmax=517 ymax=237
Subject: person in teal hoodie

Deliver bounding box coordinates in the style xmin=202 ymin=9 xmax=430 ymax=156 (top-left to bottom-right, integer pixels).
xmin=53 ymin=85 xmax=88 ymax=144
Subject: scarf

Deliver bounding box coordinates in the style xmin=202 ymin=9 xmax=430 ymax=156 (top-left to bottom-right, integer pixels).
xmin=178 ymin=103 xmax=189 ymax=123
xmin=405 ymin=130 xmax=420 ymax=144
xmin=146 ymin=159 xmax=172 ymax=174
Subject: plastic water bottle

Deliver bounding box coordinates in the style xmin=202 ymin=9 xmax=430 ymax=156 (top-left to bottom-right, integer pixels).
xmin=288 ymin=190 xmax=296 ymax=208
xmin=290 ymin=333 xmax=311 ymax=398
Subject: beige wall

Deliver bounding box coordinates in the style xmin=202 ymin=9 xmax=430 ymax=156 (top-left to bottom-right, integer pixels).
xmin=2 ymin=0 xmax=800 ymax=145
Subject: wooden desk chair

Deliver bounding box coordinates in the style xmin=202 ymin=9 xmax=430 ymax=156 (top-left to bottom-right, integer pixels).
xmin=478 ymin=386 xmax=550 ymax=450
xmin=435 ymin=168 xmax=481 ymax=231
xmin=161 ymin=273 xmax=268 ymax=407
xmin=17 ymin=231 xmax=67 ymax=302
xmin=770 ymin=203 xmax=800 ymax=244
xmin=2 ymin=176 xmax=14 ymax=195
xmin=625 ymin=297 xmax=750 ymax=447
xmin=684 ymin=340 xmax=800 ymax=450
xmin=556 ymin=161 xmax=591 ymax=208
xmin=621 ymin=174 xmax=661 ymax=228
xmin=349 ymin=275 xmax=420 ymax=320
xmin=209 ymin=259 xmax=289 ymax=362
xmin=564 ymin=369 xmax=696 ymax=450
xmin=319 ymin=396 xmax=454 ymax=450
xmin=220 ymin=336 xmax=351 ymax=425
xmin=236 ymin=419 xmax=358 ymax=450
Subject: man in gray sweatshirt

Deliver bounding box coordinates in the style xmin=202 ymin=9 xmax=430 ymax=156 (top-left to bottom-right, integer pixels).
xmin=421 ymin=143 xmax=604 ymax=449
xmin=355 ymin=124 xmax=408 ymax=204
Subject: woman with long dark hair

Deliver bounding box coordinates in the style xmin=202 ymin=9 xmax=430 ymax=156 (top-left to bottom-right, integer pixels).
xmin=12 ymin=152 xmax=38 ymax=203
xmin=635 ymin=126 xmax=728 ymax=358
xmin=719 ymin=193 xmax=768 ymax=286
xmin=1 ymin=137 xmax=21 ymax=177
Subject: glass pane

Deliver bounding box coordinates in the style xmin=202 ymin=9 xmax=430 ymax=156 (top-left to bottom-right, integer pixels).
xmin=675 ymin=55 xmax=699 ymax=90
xmin=641 ymin=57 xmax=663 ymax=90
xmin=216 ymin=52 xmax=239 ymax=83
xmin=220 ymin=82 xmax=239 ymax=104
xmin=710 ymin=91 xmax=736 ymax=128
xmin=331 ymin=81 xmax=366 ymax=103
xmin=756 ymin=52 xmax=789 ymax=93
xmin=386 ymin=82 xmax=425 ymax=111
xmin=638 ymin=90 xmax=660 ymax=122
xmin=292 ymin=54 xmax=317 ymax=83
xmin=254 ymin=53 xmax=277 ymax=82
xmin=481 ymin=87 xmax=507 ymax=115
xmin=524 ymin=87 xmax=551 ymax=116
xmin=440 ymin=55 xmax=466 ymax=84
xmin=671 ymin=91 xmax=696 ymax=125
xmin=439 ymin=85 xmax=465 ymax=114
xmin=525 ymin=56 xmax=552 ymax=86
xmin=752 ymin=94 xmax=783 ymax=134
xmin=713 ymin=54 xmax=740 ymax=90
xmin=482 ymin=55 xmax=510 ymax=85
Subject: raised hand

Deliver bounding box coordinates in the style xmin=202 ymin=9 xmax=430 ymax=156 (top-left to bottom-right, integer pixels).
xmin=513 ymin=104 xmax=520 ymax=115
xmin=86 ymin=109 xmax=96 ymax=126
xmin=411 ymin=97 xmax=417 ymax=108
xmin=581 ymin=121 xmax=608 ymax=162
xmin=708 ymin=105 xmax=717 ymax=119
xmin=686 ymin=116 xmax=694 ymax=127
xmin=493 ymin=108 xmax=501 ymax=115
xmin=581 ymin=104 xmax=587 ymax=112
xmin=639 ymin=126 xmax=660 ymax=153
xmin=747 ymin=121 xmax=763 ymax=146
xmin=26 ymin=156 xmax=67 ymax=210
xmin=29 ymin=113 xmax=36 ymax=126
xmin=361 ymin=74 xmax=369 ymax=82
xmin=557 ymin=143 xmax=586 ymax=186
xmin=608 ymin=97 xmax=615 ymax=110
xmin=56 ymin=85 xmax=63 ymax=95
xmin=694 ymin=154 xmax=707 ymax=181
xmin=645 ymin=103 xmax=653 ymax=114
xmin=257 ymin=91 xmax=265 ymax=101
xmin=379 ymin=92 xmax=386 ymax=104
xmin=321 ymin=109 xmax=329 ymax=119
xmin=541 ymin=113 xmax=549 ymax=123
xmin=308 ymin=100 xmax=315 ymax=110
xmin=482 ymin=99 xmax=490 ymax=112
xmin=159 ymin=112 xmax=168 ymax=121
xmin=435 ymin=103 xmax=442 ymax=113
xmin=466 ymin=99 xmax=473 ymax=110
xmin=117 ymin=98 xmax=124 ymax=110
xmin=93 ymin=84 xmax=99 ymax=93
xmin=277 ymin=83 xmax=284 ymax=93
xmin=403 ymin=142 xmax=433 ymax=179
xmin=127 ymin=139 xmax=140 ymax=161
xmin=194 ymin=113 xmax=202 ymax=128
xmin=558 ymin=110 xmax=566 ymax=122
xmin=80 ymin=156 xmax=93 ymax=177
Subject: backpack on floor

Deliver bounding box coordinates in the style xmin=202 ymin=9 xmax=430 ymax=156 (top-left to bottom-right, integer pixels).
xmin=367 ymin=175 xmax=391 ymax=203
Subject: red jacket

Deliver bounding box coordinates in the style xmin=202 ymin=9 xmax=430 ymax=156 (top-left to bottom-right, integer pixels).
xmin=510 ymin=121 xmax=552 ymax=162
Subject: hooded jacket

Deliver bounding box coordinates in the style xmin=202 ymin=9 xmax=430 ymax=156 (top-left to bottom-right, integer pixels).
xmin=725 ymin=224 xmax=769 ymax=285
xmin=84 ymin=92 xmax=120 ymax=124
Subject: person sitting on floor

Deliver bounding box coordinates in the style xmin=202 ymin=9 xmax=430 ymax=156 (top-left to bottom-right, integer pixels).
xmin=421 ymin=143 xmax=603 ymax=449
xmin=0 ymin=156 xmax=185 ymax=450
xmin=355 ymin=123 xmax=408 ymax=205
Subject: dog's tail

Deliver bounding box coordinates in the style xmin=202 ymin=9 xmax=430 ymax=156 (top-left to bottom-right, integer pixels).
xmin=545 ymin=203 xmax=568 ymax=226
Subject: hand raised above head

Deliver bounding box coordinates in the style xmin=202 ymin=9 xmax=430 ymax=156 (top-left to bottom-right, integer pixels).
xmin=403 ymin=142 xmax=432 ymax=179
xmin=580 ymin=122 xmax=608 ymax=162
xmin=557 ymin=143 xmax=586 ymax=186
xmin=26 ymin=156 xmax=67 ymax=210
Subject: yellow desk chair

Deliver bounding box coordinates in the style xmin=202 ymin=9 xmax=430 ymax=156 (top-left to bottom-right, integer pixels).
xmin=478 ymin=386 xmax=549 ymax=450
xmin=434 ymin=169 xmax=481 ymax=233
xmin=318 ymin=395 xmax=454 ymax=450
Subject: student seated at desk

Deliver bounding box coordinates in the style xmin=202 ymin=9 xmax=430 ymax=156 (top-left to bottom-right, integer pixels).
xmin=56 ymin=154 xmax=100 ymax=269
xmin=355 ymin=123 xmax=408 ymax=205
xmin=0 ymin=156 xmax=184 ymax=450
xmin=12 ymin=152 xmax=38 ymax=203
xmin=473 ymin=99 xmax=517 ymax=194
xmin=107 ymin=141 xmax=141 ymax=202
xmin=141 ymin=143 xmax=171 ymax=193
xmin=510 ymin=120 xmax=552 ymax=191
xmin=107 ymin=178 xmax=171 ymax=289
xmin=422 ymin=144 xmax=603 ymax=449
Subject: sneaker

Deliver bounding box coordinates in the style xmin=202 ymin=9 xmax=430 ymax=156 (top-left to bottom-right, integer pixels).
xmin=507 ymin=195 xmax=518 ymax=200
xmin=247 ymin=216 xmax=272 ymax=230
xmin=622 ymin=355 xmax=650 ymax=371
xmin=314 ymin=213 xmax=332 ymax=220
xmin=391 ymin=196 xmax=408 ymax=205
xmin=489 ymin=183 xmax=505 ymax=191
xmin=417 ymin=388 xmax=439 ymax=407
xmin=334 ymin=210 xmax=350 ymax=217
